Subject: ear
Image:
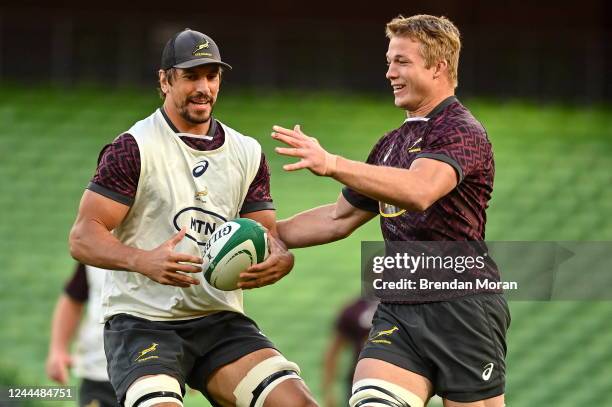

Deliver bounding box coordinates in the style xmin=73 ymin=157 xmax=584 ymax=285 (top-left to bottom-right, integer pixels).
xmin=217 ymin=67 xmax=224 ymax=83
xmin=158 ymin=69 xmax=169 ymax=94
xmin=432 ymin=60 xmax=448 ymax=80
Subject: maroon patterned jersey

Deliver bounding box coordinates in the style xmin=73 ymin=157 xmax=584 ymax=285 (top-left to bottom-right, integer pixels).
xmin=343 ymin=96 xmax=494 ymax=241
xmin=88 ymin=109 xmax=273 ymax=214
xmin=344 ymin=97 xmax=499 ymax=302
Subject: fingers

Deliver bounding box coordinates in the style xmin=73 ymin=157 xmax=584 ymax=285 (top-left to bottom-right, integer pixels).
xmin=171 ymin=274 xmax=199 ymax=287
xmin=272 ymin=124 xmax=311 ymax=142
xmin=160 ymin=271 xmax=200 ymax=287
xmin=237 ymin=280 xmax=258 ymax=289
xmin=170 ymin=252 xmax=203 ymax=265
xmin=283 ymin=161 xmax=310 ymax=172
xmin=271 ymin=126 xmax=317 ymax=148
xmin=253 ymin=273 xmax=281 ymax=288
xmin=272 ymin=125 xmax=305 ymax=138
xmin=238 ymin=243 xmax=292 ymax=289
xmin=58 ymin=368 xmax=69 ymax=385
xmin=271 ymin=130 xmax=302 ymax=147
xmin=237 ymin=269 xmax=279 ymax=289
xmin=239 ymin=271 xmax=261 ymax=281
xmin=169 ymin=227 xmax=187 ymax=246
xmin=238 ymin=274 xmax=278 ymax=289
xmin=245 ymin=255 xmax=278 ymax=273
xmin=272 ymin=125 xmax=330 ymax=176
xmin=50 ymin=363 xmax=68 ymax=385
xmin=238 ymin=256 xmax=279 ymax=286
xmin=172 ymin=263 xmax=202 ymax=274
xmin=46 ymin=354 xmax=71 ymax=385
xmin=274 ymin=140 xmax=311 ymax=172
xmin=162 ymin=261 xmax=201 ymax=284
xmin=274 ymin=147 xmax=302 ymax=157
xmin=168 ymin=253 xmax=202 ymax=274
xmin=47 ymin=367 xmax=62 ymax=384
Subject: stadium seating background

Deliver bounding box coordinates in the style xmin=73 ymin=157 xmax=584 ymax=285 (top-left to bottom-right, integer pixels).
xmin=0 ymin=86 xmax=611 ymax=406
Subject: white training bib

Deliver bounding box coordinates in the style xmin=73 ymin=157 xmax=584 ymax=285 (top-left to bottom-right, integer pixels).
xmin=74 ymin=265 xmax=108 ymax=381
xmin=102 ymin=109 xmax=261 ymax=321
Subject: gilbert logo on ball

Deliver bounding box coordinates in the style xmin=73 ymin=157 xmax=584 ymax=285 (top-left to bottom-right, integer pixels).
xmin=202 ymin=218 xmax=269 ymax=291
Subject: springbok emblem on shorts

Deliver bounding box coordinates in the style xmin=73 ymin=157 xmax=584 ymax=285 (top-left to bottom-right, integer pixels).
xmin=134 ymin=342 xmax=159 ymax=362
xmin=370 ymin=326 xmax=399 ymax=345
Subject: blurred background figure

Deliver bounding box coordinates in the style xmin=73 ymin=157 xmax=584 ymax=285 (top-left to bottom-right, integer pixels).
xmin=46 ymin=263 xmax=118 ymax=407
xmin=322 ymin=298 xmax=377 ymax=407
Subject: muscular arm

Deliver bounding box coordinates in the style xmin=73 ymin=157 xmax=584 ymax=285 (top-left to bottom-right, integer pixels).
xmin=46 ymin=295 xmax=84 ymax=384
xmin=277 ymin=193 xmax=376 ymax=249
xmin=272 ymin=125 xmax=458 ymax=212
xmin=239 ymin=201 xmax=372 ymax=286
xmin=69 ymin=190 xmax=202 ymax=287
xmin=241 ymin=209 xmax=278 ymax=237
xmin=69 ymin=190 xmax=139 ymax=271
xmin=332 ymin=156 xmax=457 ymax=212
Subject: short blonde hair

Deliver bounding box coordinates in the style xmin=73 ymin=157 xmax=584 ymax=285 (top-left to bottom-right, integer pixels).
xmin=386 ymin=14 xmax=461 ymax=88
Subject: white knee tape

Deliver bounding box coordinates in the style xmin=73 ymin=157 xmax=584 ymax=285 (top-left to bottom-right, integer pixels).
xmin=124 ymin=374 xmax=183 ymax=407
xmin=233 ymin=356 xmax=301 ymax=407
xmin=350 ymin=379 xmax=424 ymax=407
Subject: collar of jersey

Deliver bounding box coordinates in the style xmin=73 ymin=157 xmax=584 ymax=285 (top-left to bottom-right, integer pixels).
xmin=404 ymin=95 xmax=458 ymax=123
xmin=159 ymin=107 xmax=217 ymax=139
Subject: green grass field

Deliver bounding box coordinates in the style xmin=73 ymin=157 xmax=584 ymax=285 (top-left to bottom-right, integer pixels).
xmin=0 ymin=85 xmax=611 ymax=406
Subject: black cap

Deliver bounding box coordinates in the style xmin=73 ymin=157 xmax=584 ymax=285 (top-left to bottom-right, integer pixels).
xmin=161 ymin=29 xmax=232 ymax=71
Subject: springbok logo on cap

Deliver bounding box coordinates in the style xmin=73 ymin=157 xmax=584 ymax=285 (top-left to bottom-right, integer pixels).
xmin=193 ymin=40 xmax=211 ymax=56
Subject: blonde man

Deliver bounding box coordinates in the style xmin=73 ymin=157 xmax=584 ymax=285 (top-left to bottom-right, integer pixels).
xmin=249 ymin=14 xmax=509 ymax=407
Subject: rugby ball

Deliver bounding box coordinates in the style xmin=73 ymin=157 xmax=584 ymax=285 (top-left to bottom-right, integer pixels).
xmin=201 ymin=218 xmax=269 ymax=291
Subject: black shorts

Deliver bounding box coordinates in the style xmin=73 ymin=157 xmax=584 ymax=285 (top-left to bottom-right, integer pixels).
xmin=103 ymin=311 xmax=276 ymax=405
xmin=79 ymin=379 xmax=119 ymax=407
xmin=360 ymin=293 xmax=510 ymax=402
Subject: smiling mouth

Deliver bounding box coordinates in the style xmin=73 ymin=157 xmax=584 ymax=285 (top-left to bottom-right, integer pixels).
xmin=189 ymin=99 xmax=210 ymax=105
xmin=392 ymin=84 xmax=406 ymax=92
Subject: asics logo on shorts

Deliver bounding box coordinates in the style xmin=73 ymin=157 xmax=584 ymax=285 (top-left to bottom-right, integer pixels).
xmin=370 ymin=326 xmax=399 ymax=345
xmin=134 ymin=342 xmax=159 ymax=362
xmin=481 ymin=362 xmax=494 ymax=381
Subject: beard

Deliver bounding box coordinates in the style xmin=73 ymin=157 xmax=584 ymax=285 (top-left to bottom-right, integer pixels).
xmin=175 ymin=92 xmax=216 ymax=125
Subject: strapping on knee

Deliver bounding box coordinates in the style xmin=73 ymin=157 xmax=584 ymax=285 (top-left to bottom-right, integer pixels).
xmin=125 ymin=374 xmax=183 ymax=407
xmin=349 ymin=379 xmax=424 ymax=407
xmin=233 ymin=355 xmax=302 ymax=407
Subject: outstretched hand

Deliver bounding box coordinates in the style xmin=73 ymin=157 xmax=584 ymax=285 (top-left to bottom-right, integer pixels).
xmin=272 ymin=125 xmax=337 ymax=176
xmin=237 ymin=234 xmax=294 ymax=289
xmin=135 ymin=228 xmax=203 ymax=287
